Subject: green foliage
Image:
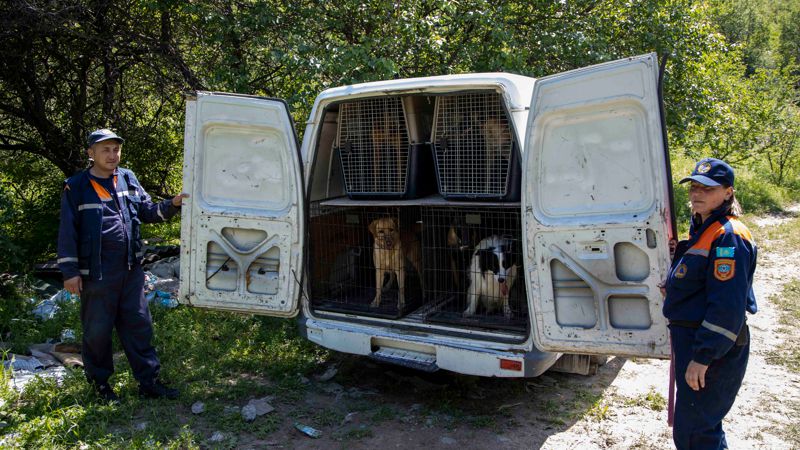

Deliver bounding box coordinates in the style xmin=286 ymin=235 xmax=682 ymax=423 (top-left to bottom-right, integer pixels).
xmin=624 ymin=389 xmax=667 ymax=411
xmin=0 ymin=275 xmax=82 ymax=354
xmin=0 ymin=302 xmax=329 ymax=447
xmin=0 ymin=154 xmax=63 ymax=272
xmin=1 ymin=0 xmax=800 ymax=269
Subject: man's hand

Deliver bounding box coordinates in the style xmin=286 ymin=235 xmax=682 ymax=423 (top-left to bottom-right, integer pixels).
xmin=172 ymin=193 xmax=189 ymax=207
xmin=685 ymin=360 xmax=709 ymax=391
xmin=64 ymin=276 xmax=82 ymax=295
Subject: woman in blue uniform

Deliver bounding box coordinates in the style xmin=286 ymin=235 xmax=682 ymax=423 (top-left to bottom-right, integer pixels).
xmin=663 ymin=158 xmax=757 ymax=449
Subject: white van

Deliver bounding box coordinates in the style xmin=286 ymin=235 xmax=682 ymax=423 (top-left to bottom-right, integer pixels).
xmin=179 ymin=53 xmax=675 ymax=378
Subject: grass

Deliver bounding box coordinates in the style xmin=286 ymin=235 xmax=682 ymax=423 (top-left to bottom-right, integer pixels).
xmin=749 ymin=216 xmax=800 ymax=255
xmin=0 ymin=300 xmax=329 ymax=448
xmin=623 ymin=389 xmax=667 ymax=412
xmin=765 ymin=280 xmax=800 ymax=373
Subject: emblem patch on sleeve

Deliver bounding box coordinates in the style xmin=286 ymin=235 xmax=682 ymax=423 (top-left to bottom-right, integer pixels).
xmin=714 ymin=258 xmax=735 ymax=281
xmin=716 ymin=247 xmax=735 ymax=258
xmin=675 ymin=263 xmax=688 ymax=279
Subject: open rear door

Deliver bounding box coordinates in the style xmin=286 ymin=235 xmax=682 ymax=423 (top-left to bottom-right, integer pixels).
xmin=179 ymin=92 xmax=304 ymax=317
xmin=523 ymin=54 xmax=672 ymax=358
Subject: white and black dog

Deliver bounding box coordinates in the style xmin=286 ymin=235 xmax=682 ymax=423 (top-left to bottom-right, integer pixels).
xmin=463 ymin=235 xmax=519 ymax=319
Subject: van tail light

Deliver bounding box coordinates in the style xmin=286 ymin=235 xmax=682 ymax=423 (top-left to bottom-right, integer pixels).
xmin=500 ymin=359 xmax=522 ymax=371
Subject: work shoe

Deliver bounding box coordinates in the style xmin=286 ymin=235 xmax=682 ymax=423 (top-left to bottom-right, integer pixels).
xmin=139 ymin=379 xmax=179 ymax=400
xmin=95 ymin=383 xmax=120 ymax=404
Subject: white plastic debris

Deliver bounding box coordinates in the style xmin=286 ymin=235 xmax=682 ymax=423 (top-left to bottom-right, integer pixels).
xmin=60 ymin=329 xmax=76 ymax=343
xmin=32 ymin=289 xmax=77 ymax=320
xmin=315 ymin=366 xmax=338 ymax=382
xmin=191 ymin=401 xmax=205 ymax=414
xmin=294 ymin=423 xmax=322 ymax=438
xmin=242 ymin=404 xmax=257 ymax=422
xmin=209 ymin=431 xmax=225 ymax=442
xmin=246 ymin=397 xmax=275 ymax=416
xmin=3 ymin=355 xmax=44 ymax=371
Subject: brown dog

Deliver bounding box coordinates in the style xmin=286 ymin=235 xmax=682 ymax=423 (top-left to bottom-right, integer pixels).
xmin=371 ymin=118 xmax=404 ymax=192
xmin=369 ymin=217 xmax=423 ymax=309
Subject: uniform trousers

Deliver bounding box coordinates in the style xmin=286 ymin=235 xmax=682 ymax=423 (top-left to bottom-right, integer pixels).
xmin=80 ymin=258 xmax=160 ymax=385
xmin=671 ymin=325 xmax=749 ymax=450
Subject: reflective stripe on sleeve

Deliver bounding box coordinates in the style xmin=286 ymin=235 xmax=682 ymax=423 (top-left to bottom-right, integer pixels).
xmin=78 ymin=203 xmax=102 ymax=211
xmin=156 ymin=205 xmax=166 ymax=221
xmin=79 ymin=269 xmax=90 ymax=275
xmin=701 ymin=320 xmax=738 ymax=342
xmin=685 ymin=248 xmax=709 ymax=257
xmin=57 ymin=257 xmax=79 ymax=263
xmin=117 ymin=191 xmax=129 ymax=198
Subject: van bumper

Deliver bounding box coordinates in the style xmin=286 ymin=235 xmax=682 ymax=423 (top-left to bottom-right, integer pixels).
xmin=299 ymin=316 xmax=559 ymax=378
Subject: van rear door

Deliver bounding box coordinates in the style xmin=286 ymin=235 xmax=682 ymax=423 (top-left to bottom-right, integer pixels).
xmin=523 ymin=53 xmax=672 ymax=358
xmin=179 ymin=92 xmax=305 ymax=317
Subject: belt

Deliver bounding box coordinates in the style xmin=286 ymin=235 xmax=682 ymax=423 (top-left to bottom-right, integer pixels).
xmin=668 ymin=320 xmax=701 ymax=328
xmin=669 ymin=319 xmax=749 ymax=346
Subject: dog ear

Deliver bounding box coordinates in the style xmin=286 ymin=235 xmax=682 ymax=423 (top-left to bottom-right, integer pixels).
xmin=368 ymin=219 xmax=378 ymax=237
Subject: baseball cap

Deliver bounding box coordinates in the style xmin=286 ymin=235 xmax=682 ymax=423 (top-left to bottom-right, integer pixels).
xmin=679 ymin=158 xmax=734 ymax=187
xmin=87 ymin=128 xmax=124 ymax=147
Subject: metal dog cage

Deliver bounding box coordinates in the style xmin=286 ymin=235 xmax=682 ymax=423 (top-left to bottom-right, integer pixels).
xmin=420 ymin=206 xmax=528 ymax=331
xmin=308 ymin=203 xmax=424 ymax=318
xmin=431 ymin=92 xmax=521 ymax=201
xmin=335 ymin=97 xmax=434 ymax=199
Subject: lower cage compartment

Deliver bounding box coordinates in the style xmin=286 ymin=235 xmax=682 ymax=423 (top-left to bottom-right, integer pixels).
xmin=309 ymin=202 xmax=528 ymax=331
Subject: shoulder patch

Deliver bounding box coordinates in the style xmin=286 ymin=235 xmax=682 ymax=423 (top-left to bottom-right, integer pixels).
xmin=716 ymin=247 xmax=735 ymax=258
xmin=714 ymin=258 xmax=735 ymax=281
xmin=674 ymin=263 xmax=688 ymax=279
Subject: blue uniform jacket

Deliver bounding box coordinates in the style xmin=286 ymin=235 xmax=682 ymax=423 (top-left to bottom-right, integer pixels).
xmin=57 ymin=167 xmax=180 ymax=280
xmin=663 ymin=206 xmax=757 ymax=365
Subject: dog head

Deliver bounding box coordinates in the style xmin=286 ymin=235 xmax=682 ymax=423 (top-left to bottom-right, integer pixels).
xmin=369 ymin=217 xmax=400 ymax=250
xmin=480 ymin=117 xmax=512 ymax=153
xmin=475 ymin=235 xmax=519 ymax=296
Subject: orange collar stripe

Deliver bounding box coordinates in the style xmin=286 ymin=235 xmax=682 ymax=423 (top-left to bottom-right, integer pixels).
xmin=690 ymin=216 xmax=752 ymax=252
xmin=88 ymin=175 xmax=118 ymax=201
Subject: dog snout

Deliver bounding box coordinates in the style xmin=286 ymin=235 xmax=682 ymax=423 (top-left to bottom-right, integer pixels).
xmin=498 ymin=277 xmax=505 ymax=284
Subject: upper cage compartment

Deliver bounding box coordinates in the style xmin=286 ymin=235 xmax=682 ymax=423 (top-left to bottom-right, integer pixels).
xmin=431 ymin=92 xmax=521 ymax=201
xmin=336 ymin=97 xmax=435 ymax=199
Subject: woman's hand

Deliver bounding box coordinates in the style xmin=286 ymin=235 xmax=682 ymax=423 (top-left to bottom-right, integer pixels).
xmin=685 ymin=360 xmax=709 ymax=391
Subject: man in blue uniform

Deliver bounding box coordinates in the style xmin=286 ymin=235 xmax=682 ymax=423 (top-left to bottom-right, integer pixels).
xmin=663 ymin=158 xmax=757 ymax=449
xmin=58 ymin=128 xmax=188 ymax=402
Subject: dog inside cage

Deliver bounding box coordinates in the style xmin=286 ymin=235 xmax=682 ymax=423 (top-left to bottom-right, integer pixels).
xmin=336 ymin=97 xmax=412 ymax=197
xmin=309 ymin=204 xmax=424 ymax=318
xmin=432 ymin=92 xmax=520 ymax=200
xmin=421 ymin=207 xmax=528 ymax=331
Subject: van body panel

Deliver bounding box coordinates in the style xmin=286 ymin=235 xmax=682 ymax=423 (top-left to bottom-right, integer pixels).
xmin=179 ymin=93 xmax=305 ymax=317
xmin=522 ymin=53 xmax=672 ymax=358
xmin=180 ymin=54 xmax=673 ymax=377
xmin=299 ymin=316 xmax=559 ymax=377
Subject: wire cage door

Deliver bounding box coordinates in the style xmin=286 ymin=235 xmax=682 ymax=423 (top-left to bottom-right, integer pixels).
xmin=337 ymin=97 xmax=413 ymax=198
xmin=308 ymin=203 xmax=424 ymax=318
xmin=421 ymin=206 xmax=528 ymax=331
xmin=431 ymin=92 xmax=521 ymax=201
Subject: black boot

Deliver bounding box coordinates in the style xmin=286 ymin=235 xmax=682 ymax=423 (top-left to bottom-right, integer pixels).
xmin=95 ymin=383 xmax=120 ymax=404
xmin=139 ymin=379 xmax=179 ymax=399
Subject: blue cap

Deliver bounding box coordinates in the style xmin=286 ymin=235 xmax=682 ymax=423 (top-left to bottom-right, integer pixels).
xmin=87 ymin=128 xmax=124 ymax=147
xmin=679 ymin=158 xmax=734 ymax=187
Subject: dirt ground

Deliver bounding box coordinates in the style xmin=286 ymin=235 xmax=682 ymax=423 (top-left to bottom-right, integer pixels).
xmin=197 ymin=209 xmax=800 ymax=450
